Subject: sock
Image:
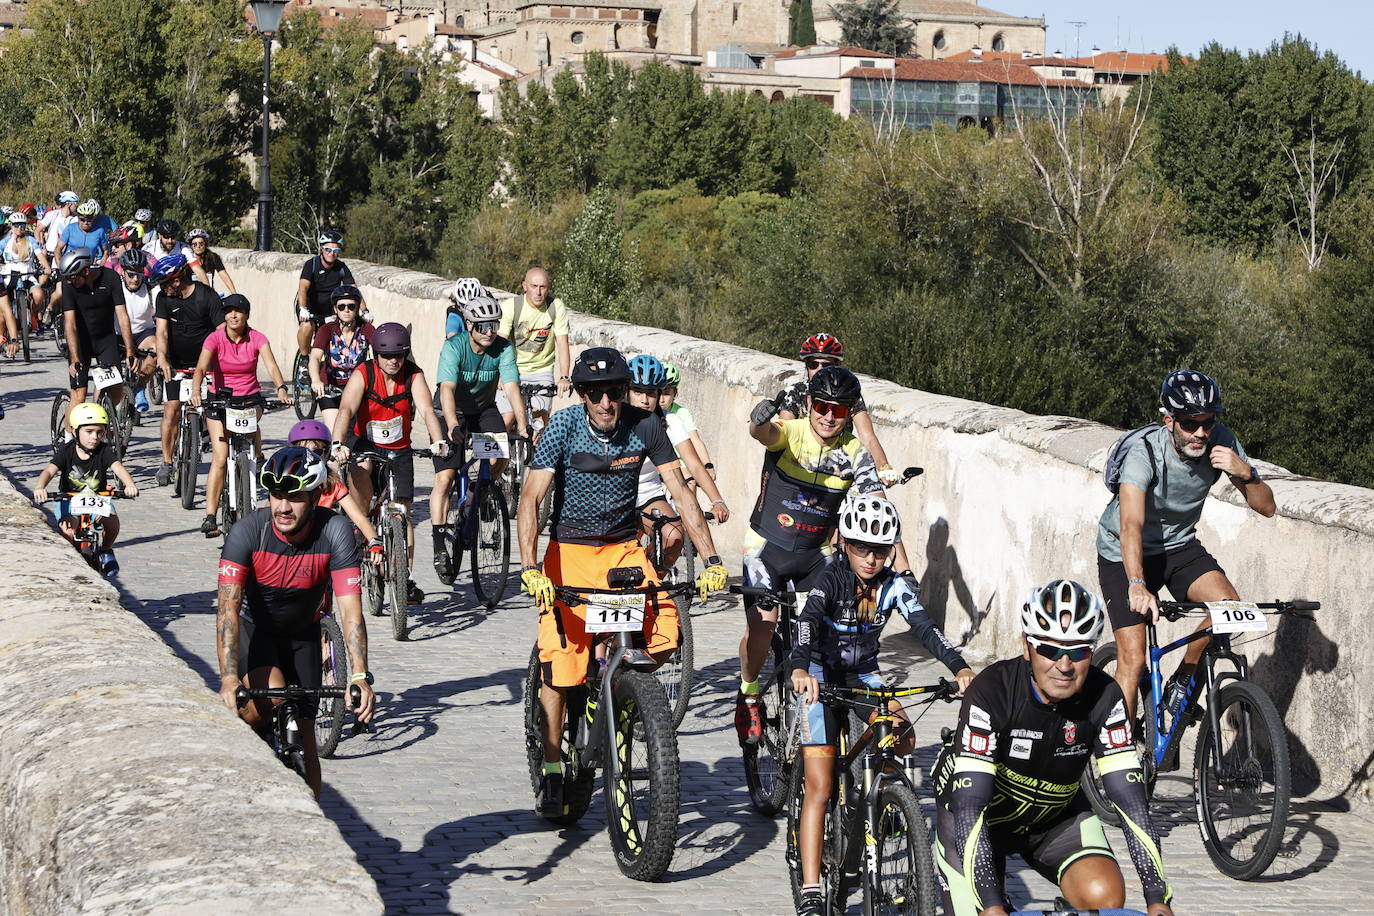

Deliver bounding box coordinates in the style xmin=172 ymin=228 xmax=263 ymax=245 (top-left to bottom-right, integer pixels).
xmin=542 ymin=761 xmax=561 ymax=776
xmin=802 ymin=884 xmax=820 ymax=895
xmin=740 ymin=679 xmax=760 ymax=696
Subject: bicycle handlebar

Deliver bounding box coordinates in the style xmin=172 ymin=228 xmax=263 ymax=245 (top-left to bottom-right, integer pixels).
xmin=892 ymin=466 xmax=924 ymax=485
xmin=40 ymin=488 xmax=136 ymax=502
xmin=729 ymin=584 xmax=805 ymax=599
xmin=235 ymin=684 xmax=362 ymax=705
xmin=552 ymin=581 xmax=694 ymax=606
xmin=520 ymin=384 xmax=557 ymax=397
xmin=816 ymin=679 xmax=957 ymax=704
xmin=202 ymin=391 xmax=288 ymax=411
xmin=1157 ymin=599 xmax=1320 ymax=622
xmin=346 ymin=446 xmax=436 ymax=462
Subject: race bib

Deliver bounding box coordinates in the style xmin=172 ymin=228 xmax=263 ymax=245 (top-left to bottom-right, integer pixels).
xmin=367 ymin=415 xmax=404 ymax=445
xmin=584 ymin=593 xmax=646 ymax=634
xmin=225 ymin=405 xmax=258 ymax=434
xmin=177 ymin=377 xmax=209 ymax=403
xmin=89 ymin=365 xmax=121 ymax=391
xmin=70 ymin=489 xmax=112 ymax=518
xmin=1207 ymin=600 xmax=1268 ymax=634
xmin=470 ymin=431 xmax=509 ymax=460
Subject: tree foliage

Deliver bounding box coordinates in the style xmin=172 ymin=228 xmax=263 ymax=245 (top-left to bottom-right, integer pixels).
xmin=790 ymin=0 xmax=817 ymax=47
xmin=832 ymin=0 xmax=914 ymax=56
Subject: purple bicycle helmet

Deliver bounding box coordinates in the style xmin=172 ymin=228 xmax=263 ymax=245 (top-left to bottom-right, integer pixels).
xmin=373 ymin=322 xmax=410 ymax=354
xmin=289 ymin=419 xmax=332 ymax=444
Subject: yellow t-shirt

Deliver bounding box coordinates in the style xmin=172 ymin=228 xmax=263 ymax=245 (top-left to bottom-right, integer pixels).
xmin=497 ymin=294 xmax=569 ymax=374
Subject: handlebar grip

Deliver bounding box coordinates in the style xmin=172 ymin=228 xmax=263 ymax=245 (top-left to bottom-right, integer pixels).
xmin=902 ymin=466 xmax=924 ymax=480
xmin=234 ymin=686 xmax=249 ymax=707
xmin=1288 ymin=600 xmax=1320 ymax=612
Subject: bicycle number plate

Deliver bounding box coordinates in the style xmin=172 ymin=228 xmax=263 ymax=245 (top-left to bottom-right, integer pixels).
xmin=225 ymin=405 xmax=258 ymax=434
xmin=367 ymin=416 xmax=404 ymax=445
xmin=584 ymin=593 xmax=646 ymax=633
xmin=71 ymin=490 xmax=112 ymax=518
xmin=89 ymin=365 xmax=121 ymax=391
xmin=471 ymin=431 xmax=509 ymax=460
xmin=1207 ymin=600 xmax=1268 ymax=633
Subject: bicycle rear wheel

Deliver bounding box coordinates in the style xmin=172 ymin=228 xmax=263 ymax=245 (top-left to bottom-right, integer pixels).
xmin=653 ymin=592 xmax=695 ymax=729
xmin=1082 ymin=642 xmax=1156 ymax=826
xmin=148 ymin=372 xmax=164 ymax=406
xmin=1194 ymin=680 xmax=1291 ymax=879
xmin=522 ymin=644 xmax=594 ymax=824
xmin=315 ymin=616 xmax=349 ymax=758
xmin=16 ymin=288 xmax=30 ymax=362
xmin=745 ymin=648 xmax=796 ymax=816
xmin=105 ymin=389 xmax=133 ymax=458
xmin=383 ymin=512 xmax=409 ymax=640
xmin=605 ymin=670 xmax=680 ymax=881
xmin=177 ymin=417 xmax=199 ymax=510
xmin=50 ymin=391 xmax=70 ymax=450
xmin=866 ymin=781 xmax=939 ymax=916
xmin=501 ymin=435 xmax=528 ymax=514
xmin=292 ymin=352 xmax=316 ymax=419
xmin=470 ymin=481 xmax=511 ymax=609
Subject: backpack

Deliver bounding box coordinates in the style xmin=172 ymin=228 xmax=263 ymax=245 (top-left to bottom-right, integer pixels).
xmin=508 ymin=292 xmax=557 ymax=347
xmin=1103 ymin=424 xmax=1159 ymax=493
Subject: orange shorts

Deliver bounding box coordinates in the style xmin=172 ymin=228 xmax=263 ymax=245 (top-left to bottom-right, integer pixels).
xmin=538 ymin=540 xmax=679 ymax=688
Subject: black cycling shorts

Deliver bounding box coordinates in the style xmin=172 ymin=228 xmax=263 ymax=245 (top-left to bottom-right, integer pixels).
xmin=1098 ymin=538 xmax=1226 ymax=631
xmin=70 ymin=336 xmax=121 ymax=390
xmin=955 ymin=802 xmax=1113 ymax=897
xmin=741 ymin=532 xmax=828 ymax=625
xmin=348 ymin=435 xmax=415 ymax=501
xmin=237 ymin=614 xmax=323 ymax=719
xmin=433 ymin=403 xmax=507 ymax=474
xmin=317 ymin=394 xmax=342 ymax=412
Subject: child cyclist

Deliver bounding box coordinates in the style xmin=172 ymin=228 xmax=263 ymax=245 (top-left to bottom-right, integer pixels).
xmin=31 ymin=403 xmax=139 ymax=576
xmin=789 ymin=494 xmax=974 ymax=916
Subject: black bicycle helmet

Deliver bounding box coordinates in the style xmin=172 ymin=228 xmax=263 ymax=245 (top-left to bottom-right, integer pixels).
xmin=808 ymin=365 xmax=862 ymax=405
xmin=259 ymin=446 xmax=328 ymax=495
xmin=155 ymin=218 xmax=181 ymax=238
xmin=570 ymin=347 xmax=631 ymax=387
xmin=119 ymin=247 xmax=149 ymax=274
xmin=1159 ymin=369 xmax=1222 ymax=415
xmin=330 ymin=283 xmax=362 ymax=304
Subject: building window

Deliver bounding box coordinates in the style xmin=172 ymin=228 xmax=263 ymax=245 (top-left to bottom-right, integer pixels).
xmin=991 ymin=32 xmax=1005 ymax=52
xmin=570 ymin=30 xmax=584 ymax=44
xmin=860 ymin=59 xmax=874 ymax=66
xmin=770 ymin=90 xmax=785 ymax=102
xmin=932 ymin=30 xmax=946 ymax=51
xmin=732 ymin=4 xmax=739 ymax=24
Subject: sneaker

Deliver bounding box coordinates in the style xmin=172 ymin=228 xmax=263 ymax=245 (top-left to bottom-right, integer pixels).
xmin=537 ymin=770 xmax=564 ymax=817
xmin=735 ymin=691 xmax=764 ymax=746
xmin=407 ymin=580 xmax=424 ymax=605
xmin=433 ymin=544 xmax=453 ymax=585
xmin=97 ymin=551 xmax=119 ymax=577
xmin=133 ymin=388 xmax=149 ymax=413
xmin=200 ymin=515 xmax=220 ymax=538
xmin=155 ymin=462 xmax=172 ymax=487
xmin=796 ymin=891 xmax=824 ymax=916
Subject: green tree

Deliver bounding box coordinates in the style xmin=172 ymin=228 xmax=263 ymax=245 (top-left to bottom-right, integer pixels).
xmin=832 ymin=0 xmax=914 ymax=56
xmin=602 ymin=61 xmax=709 ymax=194
xmin=558 ymin=186 xmax=641 ymax=320
xmin=790 ymin=0 xmax=817 ymax=46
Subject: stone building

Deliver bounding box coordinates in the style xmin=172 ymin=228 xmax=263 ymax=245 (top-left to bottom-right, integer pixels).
xmin=814 ymin=0 xmax=1044 ymax=60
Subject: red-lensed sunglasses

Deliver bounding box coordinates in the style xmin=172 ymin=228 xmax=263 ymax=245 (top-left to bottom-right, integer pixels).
xmin=811 ymin=400 xmax=851 ymax=419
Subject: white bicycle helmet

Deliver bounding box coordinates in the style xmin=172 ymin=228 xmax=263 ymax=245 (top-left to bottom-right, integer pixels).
xmin=450 ymin=276 xmax=485 ymax=304
xmin=134 ymin=208 xmax=154 ymax=223
xmin=76 ymin=198 xmax=101 ymax=217
xmin=461 ymin=293 xmax=502 ymax=323
xmin=1020 ymin=579 xmax=1104 ymax=646
xmin=838 ymin=493 xmax=901 ymax=545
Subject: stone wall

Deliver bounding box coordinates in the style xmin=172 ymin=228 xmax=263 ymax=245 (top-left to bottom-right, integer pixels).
xmin=224 ymin=248 xmax=1374 ymax=808
xmin=0 ymin=477 xmax=382 ymax=913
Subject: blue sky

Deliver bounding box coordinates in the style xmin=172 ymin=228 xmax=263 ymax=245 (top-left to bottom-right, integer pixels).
xmin=1021 ymin=1 xmax=1373 ymax=78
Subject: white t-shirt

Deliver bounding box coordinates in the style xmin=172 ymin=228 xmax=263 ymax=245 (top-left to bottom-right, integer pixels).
xmin=1 ymin=232 xmax=43 ymax=275
xmin=636 ymin=411 xmax=691 ymax=505
xmin=143 ymin=238 xmax=199 ymax=269
xmin=41 ymin=210 xmax=73 ymax=254
xmin=123 ymin=279 xmax=155 ymax=334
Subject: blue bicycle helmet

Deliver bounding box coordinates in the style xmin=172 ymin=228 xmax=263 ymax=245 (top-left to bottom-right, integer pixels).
xmin=627 ymin=354 xmax=667 ymax=389
xmin=151 ymin=253 xmax=190 ymax=284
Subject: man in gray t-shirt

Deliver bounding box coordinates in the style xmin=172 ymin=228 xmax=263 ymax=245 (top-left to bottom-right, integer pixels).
xmin=1097 ymin=370 xmax=1275 ymax=721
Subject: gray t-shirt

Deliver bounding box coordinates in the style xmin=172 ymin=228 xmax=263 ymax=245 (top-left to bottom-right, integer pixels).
xmin=1096 ymin=423 xmax=1249 ymax=561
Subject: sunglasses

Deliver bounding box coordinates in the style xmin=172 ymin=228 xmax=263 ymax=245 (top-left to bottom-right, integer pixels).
xmin=471 ymin=320 xmax=498 ymax=334
xmin=811 ymin=400 xmax=851 ymax=419
xmin=579 ymin=384 xmax=627 ymax=404
xmin=1026 ymin=637 xmax=1093 ymax=663
xmin=377 ymin=351 xmax=407 ymax=360
xmin=1173 ymin=415 xmax=1217 ymax=434
xmin=847 ymin=542 xmax=893 ymax=558
xmin=334 ymin=301 xmax=358 ymax=310
xmin=805 ymin=357 xmax=840 ymax=370
xmin=322 ymin=246 xmax=343 ymax=254
xmin=264 ymin=486 xmax=312 ymax=502
xmin=77 ymin=216 xmax=95 ymax=222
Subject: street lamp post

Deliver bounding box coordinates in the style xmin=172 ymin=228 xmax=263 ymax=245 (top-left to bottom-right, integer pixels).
xmin=251 ymin=0 xmax=288 ymax=251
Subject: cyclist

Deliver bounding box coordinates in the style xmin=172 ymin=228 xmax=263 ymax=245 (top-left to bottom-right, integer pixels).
xmin=495 ymin=266 xmax=570 ymax=435
xmin=118 ymin=248 xmax=157 ymax=413
xmin=1098 ymin=369 xmax=1275 ymax=723
xmin=102 ymin=225 xmax=137 ymax=269
xmin=517 ymin=347 xmax=728 ymax=816
xmin=187 ymin=228 xmax=237 ymax=294
xmin=132 ymin=208 xmax=156 ymax=241
xmin=659 ymin=362 xmax=716 ymax=472
xmin=216 ymin=446 xmax=376 ymax=799
xmin=790 ymin=494 xmax=972 ymax=916
xmin=736 ymin=365 xmax=920 ymax=746
xmin=295 ymin=230 xmax=356 ymax=360
xmin=933 ymin=579 xmax=1174 ymax=916
xmin=54 ymin=199 xmax=111 ymax=264
xmin=431 ymin=291 xmax=527 ymax=582
xmin=40 ymin=191 xmax=78 ymax=260
xmin=0 ymin=210 xmax=51 ymax=346
xmin=330 ymin=322 xmax=448 ymax=606
xmin=152 ymin=253 xmax=226 ymax=487
xmin=31 ymin=403 xmax=139 ymax=576
xmin=190 ymin=294 xmax=289 ymax=538
xmin=776 ymin=334 xmax=901 ymax=486
xmin=308 ymin=284 xmax=373 ymax=431
xmin=142 ymin=218 xmax=209 ymax=284
xmin=60 ymin=247 xmax=134 ymax=423
xmin=445 ymin=276 xmax=484 ymax=340
xmin=626 ymin=354 xmax=729 ymax=572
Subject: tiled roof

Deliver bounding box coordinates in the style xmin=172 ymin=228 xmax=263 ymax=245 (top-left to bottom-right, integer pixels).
xmin=946 ymin=49 xmax=1177 ymax=75
xmin=842 ymin=57 xmax=1091 ymax=87
xmin=774 ymin=45 xmax=895 ymax=59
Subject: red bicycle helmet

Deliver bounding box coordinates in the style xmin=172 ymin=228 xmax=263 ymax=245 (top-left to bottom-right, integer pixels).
xmin=799 ymin=333 xmax=845 ymax=360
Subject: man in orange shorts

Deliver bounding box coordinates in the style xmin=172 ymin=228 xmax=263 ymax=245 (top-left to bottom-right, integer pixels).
xmin=518 ymin=347 xmax=728 ymax=816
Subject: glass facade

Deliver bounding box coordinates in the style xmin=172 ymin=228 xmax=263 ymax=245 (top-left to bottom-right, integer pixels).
xmin=851 ymin=77 xmax=1098 ymax=131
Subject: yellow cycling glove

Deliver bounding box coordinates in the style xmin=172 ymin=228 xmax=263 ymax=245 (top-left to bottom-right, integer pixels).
xmin=695 ymin=561 xmax=728 ymax=601
xmin=521 ymin=566 xmax=557 ymax=611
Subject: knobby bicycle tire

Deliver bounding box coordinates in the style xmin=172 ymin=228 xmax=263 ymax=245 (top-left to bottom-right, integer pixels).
xmin=148 ymin=372 xmax=164 ymax=406
xmin=17 ymin=288 xmax=30 ymax=363
xmin=654 ymin=592 xmax=694 ymax=730
xmin=361 ymin=538 xmax=385 ymax=617
xmin=605 ymin=670 xmax=680 ymax=881
xmin=471 ymin=481 xmax=511 ymax=609
xmin=94 ymin=390 xmax=124 ymax=460
xmin=233 ymin=447 xmax=255 ymax=525
xmin=316 ymin=615 xmax=350 ymax=757
xmin=522 ymin=644 xmax=594 ymax=824
xmin=49 ymin=391 xmax=70 ymax=450
xmin=867 ymin=781 xmax=939 ymax=916
xmin=1083 ymin=643 xmax=1157 ymax=826
xmin=384 ymin=512 xmax=409 ymax=640
xmin=786 ymin=755 xmax=847 ymax=914
xmin=178 ymin=418 xmax=199 ymax=510
xmin=292 ymin=352 xmax=317 ymax=420
xmin=745 ymin=647 xmax=794 ymax=816
xmin=1194 ymin=680 xmax=1291 ymax=880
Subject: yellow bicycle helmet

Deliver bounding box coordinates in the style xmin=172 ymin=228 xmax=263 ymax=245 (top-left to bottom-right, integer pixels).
xmin=69 ymin=402 xmax=110 ymax=428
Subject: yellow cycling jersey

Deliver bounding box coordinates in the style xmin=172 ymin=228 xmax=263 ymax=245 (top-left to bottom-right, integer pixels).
xmin=497 ymin=294 xmax=569 ymax=374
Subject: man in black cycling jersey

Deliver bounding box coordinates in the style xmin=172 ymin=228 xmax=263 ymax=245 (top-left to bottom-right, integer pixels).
xmin=59 ymin=247 xmax=133 ymax=422
xmin=216 ymin=447 xmax=375 ymax=799
xmin=295 ymin=230 xmax=358 ymax=359
xmin=934 ymin=580 xmax=1174 ymax=916
xmin=152 ymin=253 xmax=225 ymax=487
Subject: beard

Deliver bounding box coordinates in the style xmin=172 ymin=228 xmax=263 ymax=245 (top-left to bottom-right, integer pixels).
xmin=1170 ymin=426 xmax=1208 ymax=459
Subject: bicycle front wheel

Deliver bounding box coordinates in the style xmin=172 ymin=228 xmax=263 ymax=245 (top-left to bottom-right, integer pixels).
xmin=232 ymin=448 xmax=256 ymax=525
xmin=866 ymin=781 xmax=939 ymax=916
xmin=361 ymin=540 xmax=385 ymax=617
xmin=745 ymin=653 xmax=795 ymax=816
xmin=50 ymin=391 xmax=70 ymax=450
xmin=292 ymin=353 xmax=316 ymax=419
xmin=384 ymin=513 xmax=409 ymax=640
xmin=177 ymin=418 xmax=199 ymax=510
xmin=315 ymin=616 xmax=350 ymax=757
xmin=1194 ymin=680 xmax=1291 ymax=879
xmin=1082 ymin=642 xmax=1156 ymax=826
xmin=522 ymin=644 xmax=594 ymax=824
xmin=17 ymin=288 xmax=30 ymax=362
xmin=605 ymin=670 xmax=680 ymax=881
xmin=470 ymin=481 xmax=511 ymax=609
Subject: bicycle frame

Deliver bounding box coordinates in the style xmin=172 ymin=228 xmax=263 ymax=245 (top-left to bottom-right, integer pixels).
xmin=453 ymin=447 xmax=496 ymax=541
xmin=1144 ymin=620 xmax=1244 ymax=780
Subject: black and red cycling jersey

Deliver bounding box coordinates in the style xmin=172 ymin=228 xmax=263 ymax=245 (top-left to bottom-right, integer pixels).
xmin=217 ymin=507 xmax=361 ymax=636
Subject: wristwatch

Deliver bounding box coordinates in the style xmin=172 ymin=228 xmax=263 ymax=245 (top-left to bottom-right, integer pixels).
xmin=706 ymin=555 xmax=722 ymax=567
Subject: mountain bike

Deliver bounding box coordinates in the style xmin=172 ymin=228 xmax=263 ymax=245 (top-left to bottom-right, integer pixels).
xmin=438 ymin=430 xmax=511 ymax=609
xmin=1083 ymin=598 xmax=1319 ymax=879
xmin=501 ymin=382 xmax=556 ymax=522
xmin=522 ymin=568 xmax=692 ymax=881
xmin=12 ymin=278 xmax=33 ymax=362
xmin=291 ymin=312 xmax=333 ymax=420
xmin=642 ymin=507 xmax=712 ymax=729
xmin=732 ymin=583 xmax=808 ymax=816
xmin=235 ymin=683 xmax=365 ymax=784
xmin=48 ymin=366 xmax=126 ymax=454
xmin=316 ymin=610 xmax=351 ymax=758
xmin=205 ymin=391 xmax=286 ymax=540
xmin=785 ymin=680 xmax=956 ymax=916
xmin=40 ymin=487 xmax=135 ymax=573
xmin=170 ymin=372 xmax=208 ymax=510
xmin=348 ymin=446 xmax=431 ymax=640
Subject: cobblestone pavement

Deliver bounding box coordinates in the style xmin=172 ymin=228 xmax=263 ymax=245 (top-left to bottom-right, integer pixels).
xmin=2 ymin=341 xmax=1371 ymax=914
